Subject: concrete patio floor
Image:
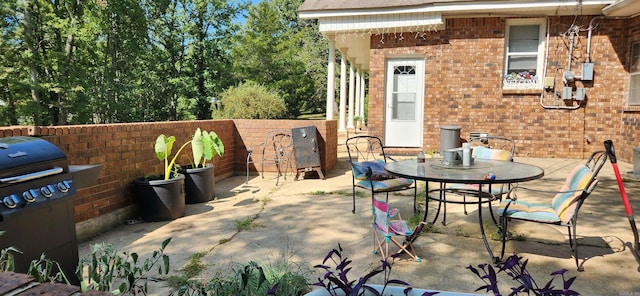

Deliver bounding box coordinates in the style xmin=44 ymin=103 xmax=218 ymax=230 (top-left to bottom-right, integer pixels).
xmin=78 ymin=143 xmax=640 ymax=295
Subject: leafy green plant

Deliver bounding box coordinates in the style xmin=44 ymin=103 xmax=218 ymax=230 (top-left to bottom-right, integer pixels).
xmin=312 ymin=243 xmax=435 ymax=296
xmin=27 ymin=253 xmax=72 ymax=284
xmin=0 ymin=245 xmax=19 ymax=272
xmin=77 ymin=238 xmax=172 ymax=295
xmin=187 ymin=128 xmax=224 ymax=168
xmin=155 ymin=128 xmax=224 ymax=180
xmin=155 ymin=134 xmax=190 ymax=180
xmin=467 ymin=253 xmax=579 ymax=295
xmin=172 ymin=260 xmax=308 ymax=296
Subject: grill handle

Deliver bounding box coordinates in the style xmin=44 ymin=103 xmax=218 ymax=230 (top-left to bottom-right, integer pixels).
xmin=0 ymin=167 xmax=64 ymax=184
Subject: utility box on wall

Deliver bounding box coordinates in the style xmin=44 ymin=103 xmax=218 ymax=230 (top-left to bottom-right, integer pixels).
xmin=582 ymin=63 xmax=594 ymax=81
xmin=292 ymin=126 xmax=325 ymax=180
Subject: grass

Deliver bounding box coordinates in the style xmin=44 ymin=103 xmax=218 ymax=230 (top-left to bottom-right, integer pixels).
xmin=236 ymin=215 xmax=263 ymax=232
xmin=166 ymin=252 xmax=207 ymax=289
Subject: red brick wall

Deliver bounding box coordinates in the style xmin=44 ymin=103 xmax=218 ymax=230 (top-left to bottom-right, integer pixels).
xmin=369 ymin=16 xmax=640 ymax=160
xmin=233 ymin=119 xmax=338 ymax=176
xmin=0 ymin=120 xmax=337 ymax=225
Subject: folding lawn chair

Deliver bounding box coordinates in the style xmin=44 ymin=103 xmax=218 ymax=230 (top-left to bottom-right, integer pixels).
xmin=372 ymin=197 xmax=426 ymax=262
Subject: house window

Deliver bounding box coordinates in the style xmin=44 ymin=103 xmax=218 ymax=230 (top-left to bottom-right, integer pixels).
xmin=629 ymin=42 xmax=640 ymax=105
xmin=504 ymin=19 xmax=545 ymax=89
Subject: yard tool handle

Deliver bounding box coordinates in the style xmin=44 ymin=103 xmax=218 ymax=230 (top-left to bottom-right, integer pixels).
xmin=604 ymin=140 xmax=634 ymax=217
xmin=604 ymin=140 xmax=639 ymax=253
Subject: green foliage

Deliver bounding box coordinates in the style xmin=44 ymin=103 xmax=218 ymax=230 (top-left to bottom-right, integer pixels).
xmin=0 ymin=0 xmax=245 ymax=125
xmin=27 ymin=253 xmax=72 ymax=284
xmin=167 ymin=252 xmax=207 ymax=289
xmin=172 ymin=260 xmax=309 ymax=296
xmin=190 ymin=128 xmax=225 ymax=167
xmin=235 ymin=215 xmax=263 ymax=232
xmin=229 ymin=0 xmax=327 ymax=117
xmin=1 ymin=245 xmax=72 ymax=284
xmin=0 ymin=245 xmax=19 ymax=272
xmin=77 ymin=238 xmax=172 ymax=295
xmin=155 ymin=134 xmax=190 ymax=180
xmin=213 ymin=81 xmax=287 ymax=119
xmin=155 ymin=128 xmax=224 ymax=180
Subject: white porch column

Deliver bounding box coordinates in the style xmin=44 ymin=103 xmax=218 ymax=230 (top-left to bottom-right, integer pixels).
xmin=354 ymin=69 xmax=361 ymax=122
xmin=347 ymin=61 xmax=355 ymax=129
xmin=338 ymin=51 xmax=347 ymax=133
xmin=326 ymin=40 xmax=335 ymax=120
xmin=360 ymin=71 xmax=366 ymax=119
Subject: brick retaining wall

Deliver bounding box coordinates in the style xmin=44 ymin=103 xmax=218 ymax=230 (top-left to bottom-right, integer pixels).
xmin=0 ymin=120 xmax=337 ymax=241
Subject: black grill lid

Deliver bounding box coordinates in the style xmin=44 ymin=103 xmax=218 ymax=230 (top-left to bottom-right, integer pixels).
xmin=0 ymin=136 xmax=68 ymax=181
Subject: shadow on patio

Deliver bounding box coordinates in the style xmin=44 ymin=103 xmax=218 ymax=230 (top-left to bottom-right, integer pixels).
xmin=78 ymin=150 xmax=640 ymax=295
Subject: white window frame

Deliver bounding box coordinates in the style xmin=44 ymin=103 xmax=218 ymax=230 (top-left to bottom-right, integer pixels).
xmin=503 ymin=18 xmax=546 ymax=90
xmin=629 ymin=42 xmax=640 ymax=105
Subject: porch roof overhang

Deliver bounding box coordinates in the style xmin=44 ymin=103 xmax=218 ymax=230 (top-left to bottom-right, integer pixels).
xmin=603 ymin=0 xmax=640 ymax=17
xmin=299 ymin=0 xmax=615 ymax=71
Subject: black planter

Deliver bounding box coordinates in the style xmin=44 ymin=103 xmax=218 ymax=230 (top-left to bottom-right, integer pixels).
xmin=179 ymin=164 xmax=215 ymax=204
xmin=134 ymin=174 xmax=186 ymax=221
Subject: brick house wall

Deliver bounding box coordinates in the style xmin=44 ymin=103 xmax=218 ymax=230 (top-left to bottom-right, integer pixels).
xmin=0 ymin=120 xmax=337 ymax=241
xmin=368 ymin=15 xmax=640 ymax=161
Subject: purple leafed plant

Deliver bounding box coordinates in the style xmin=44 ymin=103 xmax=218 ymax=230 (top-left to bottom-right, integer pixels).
xmin=467 ymin=253 xmax=579 ymax=296
xmin=312 ymin=243 xmax=439 ymax=296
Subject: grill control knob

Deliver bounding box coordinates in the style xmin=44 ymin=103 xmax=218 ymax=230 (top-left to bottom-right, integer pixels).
xmin=3 ymin=195 xmax=17 ymax=209
xmin=57 ymin=182 xmax=69 ymax=193
xmin=22 ymin=190 xmax=36 ymax=203
xmin=40 ymin=186 xmax=53 ymax=198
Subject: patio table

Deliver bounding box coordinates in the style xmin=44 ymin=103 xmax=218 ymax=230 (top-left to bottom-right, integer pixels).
xmin=384 ymin=158 xmax=544 ymax=263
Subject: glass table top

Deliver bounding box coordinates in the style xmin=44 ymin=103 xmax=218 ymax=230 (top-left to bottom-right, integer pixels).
xmin=384 ymin=158 xmax=544 ymax=184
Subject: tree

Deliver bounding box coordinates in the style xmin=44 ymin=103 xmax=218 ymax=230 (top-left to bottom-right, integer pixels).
xmin=0 ymin=0 xmax=327 ymax=125
xmin=183 ymin=0 xmax=246 ymax=120
xmin=230 ymin=0 xmax=327 ymax=118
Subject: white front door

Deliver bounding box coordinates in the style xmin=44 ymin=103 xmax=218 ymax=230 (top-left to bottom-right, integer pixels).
xmin=384 ymin=59 xmax=424 ymax=147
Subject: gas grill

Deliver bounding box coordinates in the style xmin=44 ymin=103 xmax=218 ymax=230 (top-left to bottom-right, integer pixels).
xmin=0 ymin=136 xmax=100 ymax=285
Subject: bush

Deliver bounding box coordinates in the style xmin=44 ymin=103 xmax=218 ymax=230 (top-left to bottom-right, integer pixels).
xmin=212 ymin=81 xmax=287 ymax=119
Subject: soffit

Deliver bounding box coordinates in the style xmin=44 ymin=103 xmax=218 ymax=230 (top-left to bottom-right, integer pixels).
xmin=299 ymin=0 xmax=614 ymax=72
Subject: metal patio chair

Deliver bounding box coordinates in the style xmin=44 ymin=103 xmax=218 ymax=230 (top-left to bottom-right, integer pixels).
xmin=345 ymin=135 xmax=416 ymax=214
xmin=246 ymin=129 xmax=294 ymax=185
xmin=498 ymin=150 xmax=607 ymax=271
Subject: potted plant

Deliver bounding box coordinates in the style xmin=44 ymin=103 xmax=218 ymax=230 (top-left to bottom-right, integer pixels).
xmin=353 ymin=115 xmax=363 ymax=130
xmin=133 ymin=134 xmax=192 ymax=221
xmin=178 ymin=128 xmax=224 ymax=204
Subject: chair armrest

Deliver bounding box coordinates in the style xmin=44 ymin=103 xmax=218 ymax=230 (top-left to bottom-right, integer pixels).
xmin=508 ymin=185 xmax=587 ymax=197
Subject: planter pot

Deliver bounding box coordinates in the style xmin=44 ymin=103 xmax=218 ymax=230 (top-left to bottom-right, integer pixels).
xmin=179 ymin=164 xmax=215 ymax=204
xmin=304 ymin=285 xmax=480 ymax=296
xmin=134 ymin=174 xmax=186 ymax=221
